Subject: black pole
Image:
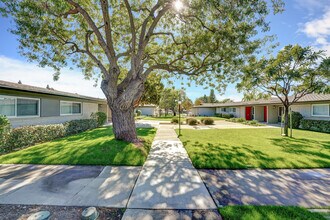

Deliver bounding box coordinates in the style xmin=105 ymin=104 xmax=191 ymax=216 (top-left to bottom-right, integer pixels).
xmin=178 ymin=103 xmax=181 ymax=137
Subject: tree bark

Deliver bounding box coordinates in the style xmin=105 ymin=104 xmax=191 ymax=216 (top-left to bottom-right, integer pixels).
xmin=283 ymin=105 xmax=289 ymax=136
xmin=110 ymin=104 xmax=138 ymax=142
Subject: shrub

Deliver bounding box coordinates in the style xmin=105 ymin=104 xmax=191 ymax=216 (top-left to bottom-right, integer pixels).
xmin=236 ymin=117 xmax=246 ymax=123
xmin=5 ymin=124 xmax=66 ymax=152
xmin=249 ymin=120 xmax=259 ymax=125
xmin=222 ymin=113 xmax=233 ymax=119
xmin=64 ymin=119 xmax=98 ymax=135
xmin=188 ymin=118 xmax=198 ymax=125
xmin=0 ymin=115 xmax=11 ymax=150
xmin=301 ymin=119 xmax=330 ymax=133
xmin=215 ymin=113 xmax=222 ymax=117
xmin=202 ymin=118 xmax=214 ymax=125
xmin=291 ymin=111 xmax=303 ymax=129
xmin=186 ymin=118 xmax=192 ymax=124
xmin=91 ymin=112 xmax=107 ymax=127
xmin=136 ymin=110 xmax=142 ymax=116
xmin=171 ymin=117 xmax=179 ymax=124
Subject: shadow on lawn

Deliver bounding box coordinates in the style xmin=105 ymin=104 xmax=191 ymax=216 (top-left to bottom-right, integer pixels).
xmin=270 ymin=137 xmax=330 ymax=167
xmin=182 ymin=134 xmax=330 ymax=169
xmin=182 ymin=140 xmax=284 ymax=169
xmin=0 ymin=127 xmax=156 ymax=166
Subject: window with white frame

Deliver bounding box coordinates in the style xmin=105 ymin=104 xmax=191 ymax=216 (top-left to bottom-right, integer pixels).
xmin=60 ymin=101 xmax=82 ymax=115
xmin=0 ymin=95 xmax=39 ymax=117
xmin=312 ymin=104 xmax=329 ymax=117
xmin=222 ymin=107 xmax=227 ymax=112
xmin=232 ymin=108 xmax=236 ymax=113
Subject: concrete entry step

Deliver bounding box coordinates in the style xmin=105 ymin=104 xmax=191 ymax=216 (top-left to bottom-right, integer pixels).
xmin=122 ymin=209 xmax=222 ymax=220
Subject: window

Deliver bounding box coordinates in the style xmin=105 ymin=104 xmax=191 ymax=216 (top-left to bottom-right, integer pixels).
xmin=232 ymin=108 xmax=236 ymax=113
xmin=222 ymin=108 xmax=227 ymax=112
xmin=312 ymin=104 xmax=329 ymax=117
xmin=0 ymin=95 xmax=39 ymax=117
xmin=0 ymin=96 xmax=15 ymax=117
xmin=60 ymin=101 xmax=82 ymax=115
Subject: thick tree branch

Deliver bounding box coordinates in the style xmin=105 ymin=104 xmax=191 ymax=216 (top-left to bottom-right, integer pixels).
xmin=65 ymin=0 xmax=112 ymax=62
xmin=100 ymin=0 xmax=116 ymax=58
xmin=124 ymin=0 xmax=136 ymax=54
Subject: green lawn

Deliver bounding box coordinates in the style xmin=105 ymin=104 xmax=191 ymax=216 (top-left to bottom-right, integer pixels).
xmin=178 ymin=128 xmax=330 ymax=169
xmin=219 ymin=206 xmax=326 ymax=220
xmin=0 ymin=126 xmax=156 ymax=166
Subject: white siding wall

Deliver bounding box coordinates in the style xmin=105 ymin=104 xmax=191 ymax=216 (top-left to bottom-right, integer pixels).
xmin=9 ymin=102 xmax=98 ymax=128
xmin=291 ymin=103 xmax=330 ymax=120
xmin=216 ymin=106 xmax=240 ymax=117
xmin=136 ymin=107 xmax=155 ymax=116
xmin=193 ymin=107 xmax=216 ymax=116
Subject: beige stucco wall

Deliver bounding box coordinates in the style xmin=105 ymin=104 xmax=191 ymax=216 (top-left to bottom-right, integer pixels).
xmin=267 ymin=105 xmax=279 ymax=123
xmin=9 ymin=102 xmax=98 ymax=128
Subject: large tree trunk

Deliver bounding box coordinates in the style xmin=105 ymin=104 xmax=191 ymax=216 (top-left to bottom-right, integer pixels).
xmin=111 ymin=104 xmax=138 ymax=142
xmin=283 ymin=105 xmax=289 ymax=136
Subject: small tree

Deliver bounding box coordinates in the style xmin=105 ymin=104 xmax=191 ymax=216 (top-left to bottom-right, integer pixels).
xmin=238 ymin=45 xmax=330 ymax=136
xmin=209 ymin=89 xmax=218 ymax=103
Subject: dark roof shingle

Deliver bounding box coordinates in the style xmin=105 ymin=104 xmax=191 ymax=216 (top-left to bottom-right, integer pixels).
xmin=0 ymin=80 xmax=106 ymax=102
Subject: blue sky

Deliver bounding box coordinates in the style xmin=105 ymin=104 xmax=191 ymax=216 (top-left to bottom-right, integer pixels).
xmin=0 ymin=0 xmax=329 ymax=100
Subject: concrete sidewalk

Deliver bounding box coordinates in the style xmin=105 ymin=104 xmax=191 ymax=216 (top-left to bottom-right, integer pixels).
xmin=0 ymin=164 xmax=140 ymax=207
xmin=126 ymin=125 xmax=216 ymax=210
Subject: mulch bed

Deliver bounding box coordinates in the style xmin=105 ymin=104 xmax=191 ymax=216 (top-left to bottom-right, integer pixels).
xmin=0 ymin=204 xmax=124 ymax=220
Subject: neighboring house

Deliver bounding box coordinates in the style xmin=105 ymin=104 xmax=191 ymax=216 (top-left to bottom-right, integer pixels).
xmin=135 ymin=104 xmax=157 ymax=116
xmin=0 ymin=80 xmax=110 ymax=128
xmin=192 ymin=94 xmax=330 ymax=123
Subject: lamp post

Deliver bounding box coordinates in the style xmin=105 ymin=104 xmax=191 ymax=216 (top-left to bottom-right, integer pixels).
xmin=178 ymin=100 xmax=182 ymax=137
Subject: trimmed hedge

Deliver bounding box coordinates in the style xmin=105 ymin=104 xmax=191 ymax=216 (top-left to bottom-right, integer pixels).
xmin=202 ymin=118 xmax=214 ymax=125
xmin=1 ymin=118 xmax=98 ymax=153
xmin=91 ymin=112 xmax=107 ymax=127
xmin=5 ymin=124 xmax=66 ymax=151
xmin=64 ymin=119 xmax=98 ymax=135
xmin=171 ymin=117 xmax=179 ymax=124
xmin=187 ymin=118 xmax=198 ymax=125
xmin=221 ymin=113 xmax=235 ymax=119
xmin=291 ymin=111 xmax=303 ymax=129
xmin=301 ymin=119 xmax=330 ymax=133
xmin=0 ymin=115 xmax=11 ymax=150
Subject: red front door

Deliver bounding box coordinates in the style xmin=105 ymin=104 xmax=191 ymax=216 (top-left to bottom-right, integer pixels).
xmin=264 ymin=106 xmax=267 ymax=122
xmin=245 ymin=107 xmax=252 ymax=120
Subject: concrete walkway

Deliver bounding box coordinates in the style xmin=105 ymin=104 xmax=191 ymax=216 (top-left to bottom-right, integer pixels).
xmin=126 ymin=124 xmax=217 ymax=210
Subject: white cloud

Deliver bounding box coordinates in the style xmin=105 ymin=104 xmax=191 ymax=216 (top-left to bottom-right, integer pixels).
xmin=301 ymin=8 xmax=330 ymax=56
xmin=294 ymin=0 xmax=329 ymax=15
xmin=0 ymin=56 xmax=105 ymax=99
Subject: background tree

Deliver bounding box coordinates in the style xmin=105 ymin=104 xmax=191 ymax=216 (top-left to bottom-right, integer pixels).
xmin=182 ymin=98 xmax=193 ymax=111
xmin=159 ymin=88 xmax=180 ymax=116
xmin=237 ymin=45 xmax=330 ymax=136
xmin=194 ymin=98 xmax=203 ymax=106
xmin=209 ymin=89 xmax=218 ymax=103
xmin=219 ymin=98 xmax=234 ymax=103
xmin=0 ymin=0 xmax=283 ymax=142
xmin=137 ymin=72 xmax=164 ymax=106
